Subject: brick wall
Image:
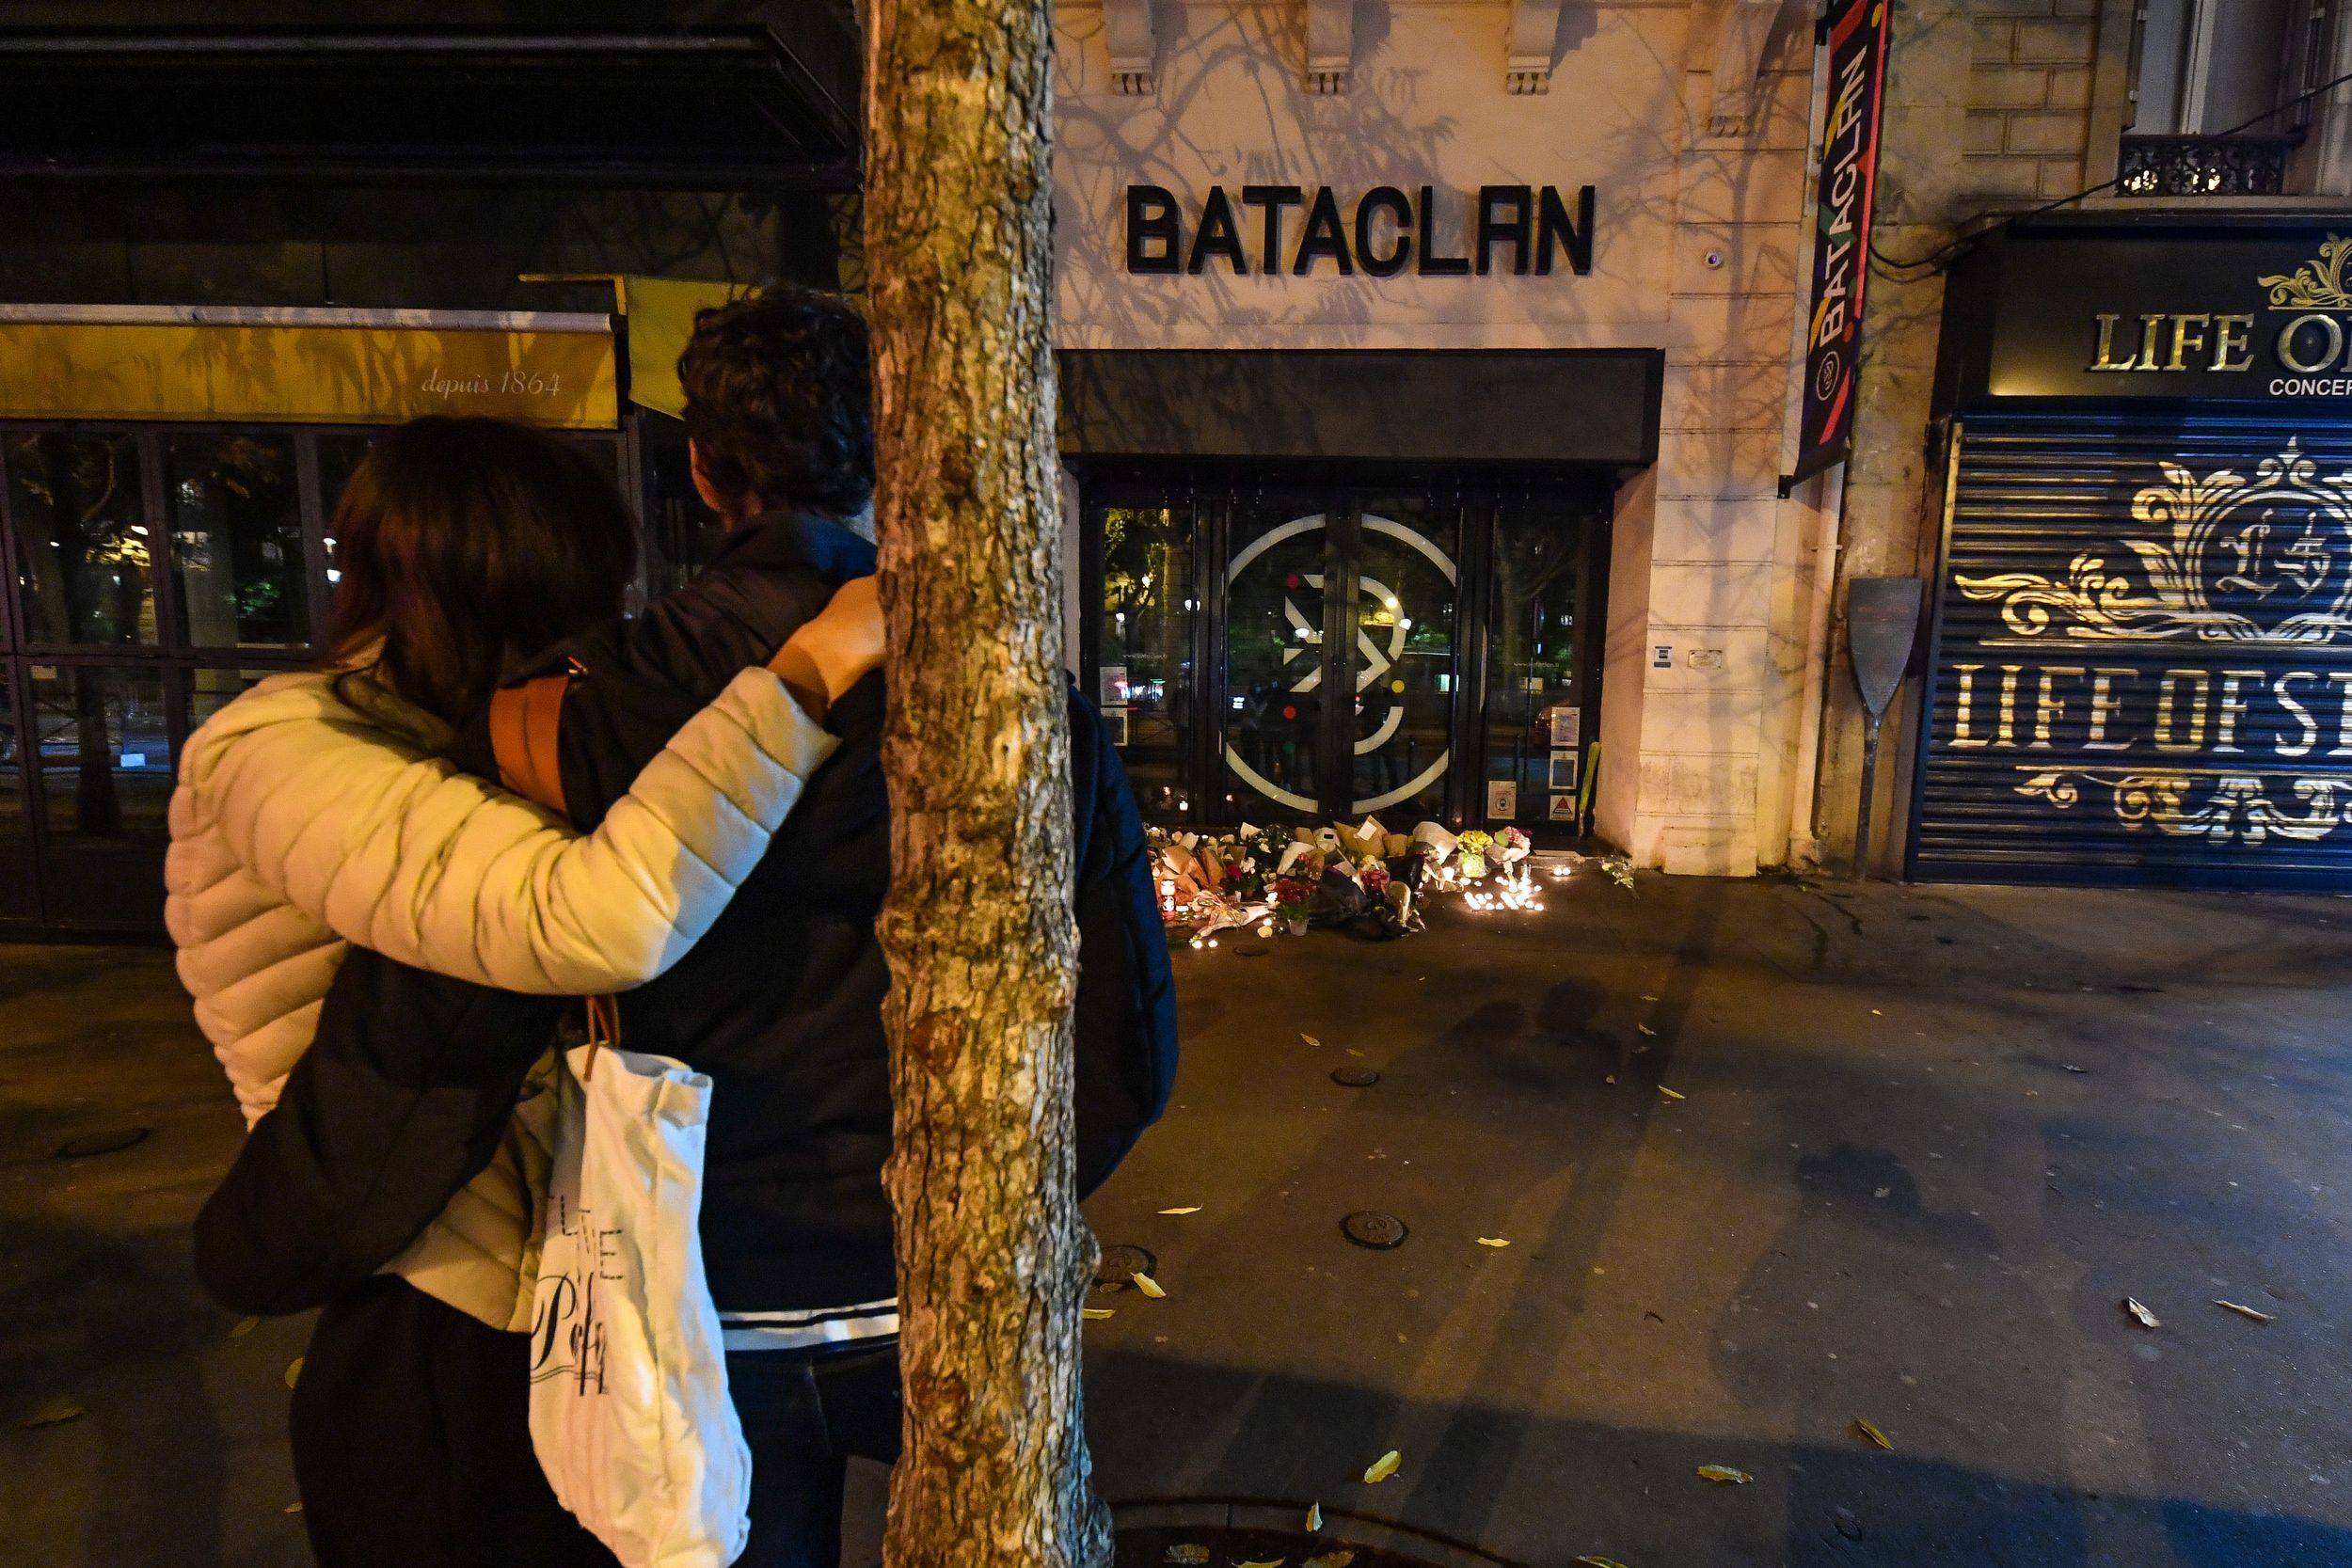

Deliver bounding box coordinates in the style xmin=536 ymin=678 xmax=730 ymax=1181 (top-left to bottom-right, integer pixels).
xmin=1962 ymin=0 xmax=2102 ymax=199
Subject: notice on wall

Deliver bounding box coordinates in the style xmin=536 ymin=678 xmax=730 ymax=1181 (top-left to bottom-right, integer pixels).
xmin=1549 ymin=751 xmax=1580 ymax=791
xmin=1101 ymin=664 xmax=1128 ymax=705
xmin=1548 ymin=705 xmax=1581 ymax=751
xmin=1787 ymin=0 xmax=1894 ymax=488
xmin=1486 ymin=780 xmax=1518 ymax=820
xmin=1549 ymin=792 xmax=1579 ymax=823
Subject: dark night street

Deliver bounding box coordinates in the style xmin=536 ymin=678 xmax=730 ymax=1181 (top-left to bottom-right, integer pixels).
xmin=8 ymin=870 xmax=2351 ymax=1567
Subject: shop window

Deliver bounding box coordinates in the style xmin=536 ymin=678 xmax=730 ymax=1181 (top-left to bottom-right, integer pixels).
xmin=167 ymin=433 xmax=309 ymax=650
xmin=28 ymin=663 xmax=171 ymax=839
xmin=7 ymin=433 xmax=154 ymax=646
xmin=1098 ymin=501 xmax=1198 ymax=819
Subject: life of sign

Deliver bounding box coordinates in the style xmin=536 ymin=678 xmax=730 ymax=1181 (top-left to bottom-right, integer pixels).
xmin=1948 ymin=662 xmax=2352 ymax=764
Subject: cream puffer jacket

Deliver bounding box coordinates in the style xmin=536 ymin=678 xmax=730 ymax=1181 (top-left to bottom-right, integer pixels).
xmin=166 ymin=661 xmax=834 ymax=1329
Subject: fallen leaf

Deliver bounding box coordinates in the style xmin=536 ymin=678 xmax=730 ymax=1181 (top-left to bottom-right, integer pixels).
xmin=1697 ymin=1465 xmax=1753 ymax=1485
xmin=1082 ymin=1308 xmax=1116 ymax=1321
xmin=1344 ymin=1048 xmax=1365 ymax=1057
xmin=1158 ymin=1206 xmax=1201 ymax=1215
xmin=1852 ymin=1418 xmax=1893 ymax=1451
xmin=2215 ymin=1299 xmax=2277 ymax=1324
xmin=1637 ymin=1023 xmax=1657 ymax=1037
xmin=283 ymin=1501 xmax=304 ymax=1515
xmin=1363 ymin=1449 xmax=1402 ymax=1484
xmin=1303 ymin=1553 xmax=1354 ymax=1568
xmin=1306 ymin=1501 xmax=1323 ymax=1532
xmin=1476 ymin=1237 xmax=1511 ymax=1248
xmin=1658 ymin=1086 xmax=1686 ymax=1102
xmin=1164 ymin=1547 xmax=1209 ymax=1566
xmin=18 ymin=1397 xmax=84 ymax=1430
xmin=2123 ymin=1298 xmax=2160 ymax=1330
xmin=1301 ymin=1034 xmax=1322 ymax=1048
xmin=229 ymin=1316 xmax=261 ymax=1339
xmin=284 ymin=1356 xmax=305 ymax=1388
xmin=1574 ymin=1558 xmax=1630 ymax=1568
xmin=1235 ymin=1559 xmax=1285 ymax=1568
xmin=1132 ymin=1272 xmax=1167 ymax=1299
xmin=2063 ymin=1064 xmax=2089 ymax=1074
xmin=1604 ymin=1074 xmax=1617 ymax=1085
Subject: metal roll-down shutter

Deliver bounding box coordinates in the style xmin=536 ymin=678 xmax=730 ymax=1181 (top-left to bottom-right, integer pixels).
xmin=1913 ymin=409 xmax=2352 ymax=890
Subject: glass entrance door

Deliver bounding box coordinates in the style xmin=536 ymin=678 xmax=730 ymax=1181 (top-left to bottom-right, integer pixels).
xmin=1220 ymin=491 xmax=1460 ymax=822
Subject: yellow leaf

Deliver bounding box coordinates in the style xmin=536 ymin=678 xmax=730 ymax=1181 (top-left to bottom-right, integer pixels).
xmin=1303 ymin=1553 xmax=1355 ymax=1568
xmin=1476 ymin=1237 xmax=1511 ymax=1248
xmin=1159 ymin=1206 xmax=1202 ymax=1215
xmin=1852 ymin=1418 xmax=1893 ymax=1451
xmin=1696 ymin=1465 xmax=1752 ymax=1485
xmin=1133 ymin=1272 xmax=1167 ymax=1299
xmin=1362 ymin=1449 xmax=1402 ymax=1484
xmin=1236 ymin=1560 xmax=1285 ymax=1568
xmin=18 ymin=1396 xmax=84 ymax=1430
xmin=283 ymin=1501 xmax=305 ymax=1515
xmin=1164 ymin=1547 xmax=1209 ymax=1566
xmin=1082 ymin=1308 xmax=1116 ymax=1321
xmin=229 ymin=1317 xmax=261 ymax=1339
xmin=1306 ymin=1501 xmax=1323 ymax=1532
xmin=1637 ymin=1024 xmax=1657 ymax=1036
xmin=2123 ymin=1297 xmax=2160 ymax=1330
xmin=284 ymin=1357 xmax=304 ymax=1389
xmin=2216 ymin=1299 xmax=2276 ymax=1324
xmin=1659 ymin=1086 xmax=1686 ymax=1102
xmin=1575 ymin=1558 xmax=1630 ymax=1568
xmin=1301 ymin=1034 xmax=1322 ymax=1047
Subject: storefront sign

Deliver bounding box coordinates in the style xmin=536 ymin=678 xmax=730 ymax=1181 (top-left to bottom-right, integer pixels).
xmin=1787 ymin=0 xmax=1892 ymax=487
xmin=0 ymin=310 xmax=619 ymax=428
xmin=1962 ymin=223 xmax=2352 ymax=404
xmin=1122 ymin=183 xmax=1595 ymax=278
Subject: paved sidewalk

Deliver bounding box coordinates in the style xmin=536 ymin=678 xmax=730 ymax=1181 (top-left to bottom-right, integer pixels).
xmin=5 ymin=873 xmax=2352 ymax=1567
xmin=1081 ymin=874 xmax=2352 ymax=1568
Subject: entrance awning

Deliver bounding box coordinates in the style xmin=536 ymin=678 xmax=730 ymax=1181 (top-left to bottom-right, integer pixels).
xmin=0 ymin=305 xmax=619 ymax=428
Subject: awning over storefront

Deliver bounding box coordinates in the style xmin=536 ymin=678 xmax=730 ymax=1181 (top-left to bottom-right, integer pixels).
xmin=0 ymin=305 xmax=619 ymax=428
xmin=1058 ymin=349 xmax=1661 ymax=467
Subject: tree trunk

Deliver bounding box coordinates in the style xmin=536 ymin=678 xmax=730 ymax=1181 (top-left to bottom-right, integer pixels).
xmin=864 ymin=7 xmax=1110 ymax=1568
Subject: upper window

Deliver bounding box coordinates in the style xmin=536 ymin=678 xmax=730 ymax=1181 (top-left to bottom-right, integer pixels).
xmin=2122 ymin=0 xmax=2331 ymax=197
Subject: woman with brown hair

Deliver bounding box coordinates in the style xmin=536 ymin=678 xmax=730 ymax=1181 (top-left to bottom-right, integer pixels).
xmin=166 ymin=414 xmax=879 ymax=1336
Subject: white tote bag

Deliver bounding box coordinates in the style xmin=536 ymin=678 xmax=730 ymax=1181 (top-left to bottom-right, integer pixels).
xmin=529 ymin=1007 xmax=754 ymax=1568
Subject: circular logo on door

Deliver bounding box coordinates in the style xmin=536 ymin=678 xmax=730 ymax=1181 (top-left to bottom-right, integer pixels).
xmin=1221 ymin=513 xmax=1457 ymax=816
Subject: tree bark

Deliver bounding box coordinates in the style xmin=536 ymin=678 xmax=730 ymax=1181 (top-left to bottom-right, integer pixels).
xmin=865 ymin=6 xmax=1110 ymax=1568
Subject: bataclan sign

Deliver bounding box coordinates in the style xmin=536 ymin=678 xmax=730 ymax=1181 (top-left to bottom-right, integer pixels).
xmin=1121 ymin=182 xmax=1597 ymax=278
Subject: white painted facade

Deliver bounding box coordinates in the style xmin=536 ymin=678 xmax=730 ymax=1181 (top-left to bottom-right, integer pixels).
xmin=1052 ymin=0 xmax=1836 ymax=874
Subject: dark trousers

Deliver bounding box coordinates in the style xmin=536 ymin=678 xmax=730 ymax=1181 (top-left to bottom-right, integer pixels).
xmin=292 ymin=1277 xmax=901 ymax=1568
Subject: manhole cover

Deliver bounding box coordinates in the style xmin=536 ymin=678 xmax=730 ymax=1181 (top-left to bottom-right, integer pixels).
xmin=55 ymin=1127 xmax=149 ymax=1160
xmin=1342 ymin=1211 xmax=1408 ymax=1249
xmin=1094 ymin=1243 xmax=1159 ymax=1290
xmin=1331 ymin=1066 xmax=1379 ymax=1087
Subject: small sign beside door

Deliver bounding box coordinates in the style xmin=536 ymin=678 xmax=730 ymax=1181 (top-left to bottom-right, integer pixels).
xmin=1486 ymin=780 xmax=1518 ymax=819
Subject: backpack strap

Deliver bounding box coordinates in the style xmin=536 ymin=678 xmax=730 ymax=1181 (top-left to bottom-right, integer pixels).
xmin=488 ymin=673 xmax=572 ymax=816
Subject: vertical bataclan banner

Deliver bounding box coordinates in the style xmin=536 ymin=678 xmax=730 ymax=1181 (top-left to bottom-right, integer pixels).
xmin=1787 ymin=0 xmax=1893 ymax=488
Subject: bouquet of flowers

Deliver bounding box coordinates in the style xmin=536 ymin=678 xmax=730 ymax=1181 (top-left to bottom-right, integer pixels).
xmin=1272 ymin=876 xmax=1317 ymax=933
xmin=1455 ymin=830 xmax=1495 ymax=879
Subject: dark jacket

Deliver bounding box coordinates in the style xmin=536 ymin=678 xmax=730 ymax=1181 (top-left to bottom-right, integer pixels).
xmin=196 ymin=509 xmax=1177 ymax=1320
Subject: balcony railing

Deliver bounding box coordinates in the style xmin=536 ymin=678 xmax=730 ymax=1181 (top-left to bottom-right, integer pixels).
xmin=2118 ymin=134 xmax=2296 ymax=198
